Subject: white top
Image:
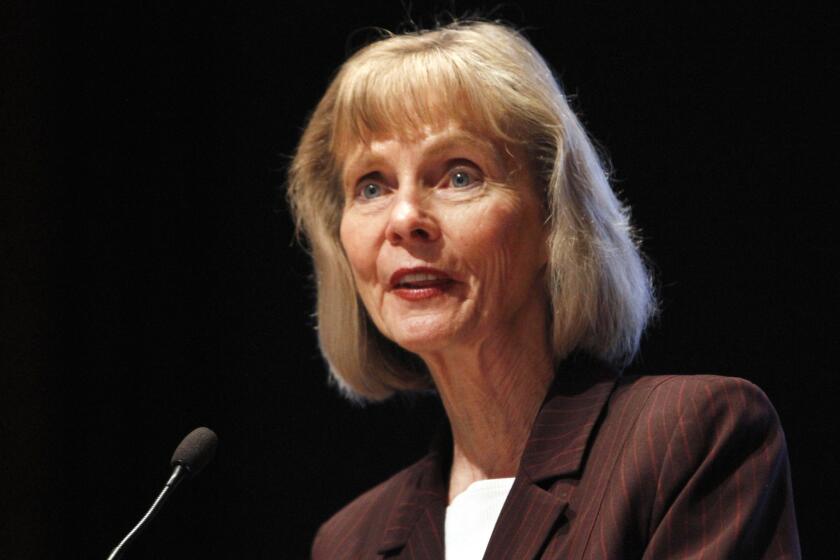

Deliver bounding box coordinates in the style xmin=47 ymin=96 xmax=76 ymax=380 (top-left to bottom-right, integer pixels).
xmin=444 ymin=478 xmax=516 ymax=560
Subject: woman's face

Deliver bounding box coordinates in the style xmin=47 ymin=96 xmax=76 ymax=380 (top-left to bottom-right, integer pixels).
xmin=339 ymin=124 xmax=549 ymax=357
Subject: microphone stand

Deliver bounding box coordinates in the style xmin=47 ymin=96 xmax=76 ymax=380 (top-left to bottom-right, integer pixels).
xmin=106 ymin=464 xmax=187 ymax=560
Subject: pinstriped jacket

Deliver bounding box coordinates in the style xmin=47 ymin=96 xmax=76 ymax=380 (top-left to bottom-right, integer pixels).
xmin=312 ymin=359 xmax=800 ymax=559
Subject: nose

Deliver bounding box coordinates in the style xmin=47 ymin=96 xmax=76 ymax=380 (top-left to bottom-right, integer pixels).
xmin=385 ymin=190 xmax=441 ymax=245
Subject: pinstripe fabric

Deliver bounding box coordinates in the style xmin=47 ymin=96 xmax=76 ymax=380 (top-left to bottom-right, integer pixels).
xmin=312 ymin=359 xmax=800 ymax=559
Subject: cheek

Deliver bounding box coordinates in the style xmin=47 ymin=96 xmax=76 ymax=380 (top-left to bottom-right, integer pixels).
xmin=339 ymin=213 xmax=379 ymax=284
xmin=451 ymin=205 xmax=515 ymax=272
xmin=451 ymin=201 xmax=545 ymax=292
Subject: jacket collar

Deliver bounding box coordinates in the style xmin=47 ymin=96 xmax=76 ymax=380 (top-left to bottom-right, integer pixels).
xmin=378 ymin=433 xmax=450 ymax=556
xmin=519 ymin=355 xmax=619 ymax=482
xmin=377 ymin=355 xmax=620 ymax=557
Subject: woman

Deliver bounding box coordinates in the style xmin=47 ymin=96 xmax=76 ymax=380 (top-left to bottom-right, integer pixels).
xmin=288 ymin=21 xmax=800 ymax=559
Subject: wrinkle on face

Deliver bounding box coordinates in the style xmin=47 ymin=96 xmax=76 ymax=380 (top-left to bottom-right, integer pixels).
xmin=338 ymin=123 xmax=548 ymax=361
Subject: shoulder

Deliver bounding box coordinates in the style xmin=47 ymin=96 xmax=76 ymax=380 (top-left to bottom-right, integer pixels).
xmin=614 ymin=373 xmax=779 ymax=424
xmin=311 ymin=455 xmax=432 ymax=559
xmin=586 ymin=375 xmax=795 ymax=550
xmin=592 ymin=376 xmax=799 ymax=556
xmin=604 ymin=375 xmax=787 ymax=512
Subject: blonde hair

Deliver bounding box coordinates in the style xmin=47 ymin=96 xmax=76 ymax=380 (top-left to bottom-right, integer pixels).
xmin=287 ymin=20 xmax=656 ymax=402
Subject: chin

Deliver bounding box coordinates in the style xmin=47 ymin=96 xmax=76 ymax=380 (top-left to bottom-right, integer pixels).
xmin=388 ymin=317 xmax=459 ymax=354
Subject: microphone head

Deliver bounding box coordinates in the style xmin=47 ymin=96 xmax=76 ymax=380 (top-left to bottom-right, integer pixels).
xmin=170 ymin=427 xmax=218 ymax=476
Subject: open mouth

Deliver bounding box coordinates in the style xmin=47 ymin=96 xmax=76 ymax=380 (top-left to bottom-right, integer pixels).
xmin=390 ymin=269 xmax=454 ymax=300
xmin=394 ymin=273 xmax=452 ymax=289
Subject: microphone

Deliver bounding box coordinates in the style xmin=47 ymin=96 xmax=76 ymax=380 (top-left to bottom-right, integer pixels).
xmin=107 ymin=427 xmax=218 ymax=560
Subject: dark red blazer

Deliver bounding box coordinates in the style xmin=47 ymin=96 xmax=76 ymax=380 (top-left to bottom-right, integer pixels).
xmin=312 ymin=360 xmax=800 ymax=559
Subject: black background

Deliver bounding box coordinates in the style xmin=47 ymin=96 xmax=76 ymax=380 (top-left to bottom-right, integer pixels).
xmin=2 ymin=1 xmax=835 ymax=558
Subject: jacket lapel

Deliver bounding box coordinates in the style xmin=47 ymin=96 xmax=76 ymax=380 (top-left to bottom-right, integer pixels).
xmin=377 ymin=444 xmax=448 ymax=559
xmin=483 ymin=357 xmax=619 ymax=560
xmin=376 ymin=357 xmax=618 ymax=559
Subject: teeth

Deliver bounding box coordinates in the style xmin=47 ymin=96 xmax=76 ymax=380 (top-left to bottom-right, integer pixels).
xmin=400 ymin=273 xmax=443 ymax=283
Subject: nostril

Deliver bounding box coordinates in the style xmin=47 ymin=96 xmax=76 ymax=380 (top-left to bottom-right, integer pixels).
xmin=412 ymin=228 xmax=430 ymax=240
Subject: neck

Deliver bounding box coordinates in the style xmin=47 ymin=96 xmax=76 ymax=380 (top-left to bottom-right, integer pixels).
xmin=420 ymin=302 xmax=555 ymax=503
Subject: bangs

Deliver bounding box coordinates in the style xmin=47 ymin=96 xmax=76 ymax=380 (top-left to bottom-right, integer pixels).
xmin=331 ymin=47 xmax=514 ymax=158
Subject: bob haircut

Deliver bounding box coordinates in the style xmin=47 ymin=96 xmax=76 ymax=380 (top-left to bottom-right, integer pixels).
xmin=288 ymin=20 xmax=656 ymax=402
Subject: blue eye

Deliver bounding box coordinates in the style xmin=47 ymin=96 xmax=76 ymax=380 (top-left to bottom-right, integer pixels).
xmin=361 ymin=183 xmax=383 ymax=199
xmin=451 ymin=170 xmax=474 ymax=188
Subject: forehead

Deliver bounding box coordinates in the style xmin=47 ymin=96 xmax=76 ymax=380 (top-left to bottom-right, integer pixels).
xmin=345 ymin=124 xmax=495 ymax=159
xmin=332 ymin=94 xmax=503 ymax=154
xmin=340 ymin=125 xmax=507 ymax=180
xmin=330 ymin=52 xmax=517 ymax=166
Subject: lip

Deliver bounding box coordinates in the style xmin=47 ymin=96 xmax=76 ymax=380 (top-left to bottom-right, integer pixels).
xmin=389 ymin=267 xmax=456 ymax=301
xmin=389 ymin=266 xmax=453 ymax=289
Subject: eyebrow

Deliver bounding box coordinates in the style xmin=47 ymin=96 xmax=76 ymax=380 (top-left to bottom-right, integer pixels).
xmin=422 ymin=131 xmax=507 ymax=179
xmin=342 ymin=129 xmax=504 ymax=187
xmin=424 ymin=130 xmax=496 ymax=158
xmin=342 ymin=154 xmax=387 ymax=192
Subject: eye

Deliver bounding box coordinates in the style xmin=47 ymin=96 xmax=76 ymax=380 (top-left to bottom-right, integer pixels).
xmin=449 ymin=169 xmax=480 ymax=189
xmin=360 ymin=182 xmax=384 ymax=199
